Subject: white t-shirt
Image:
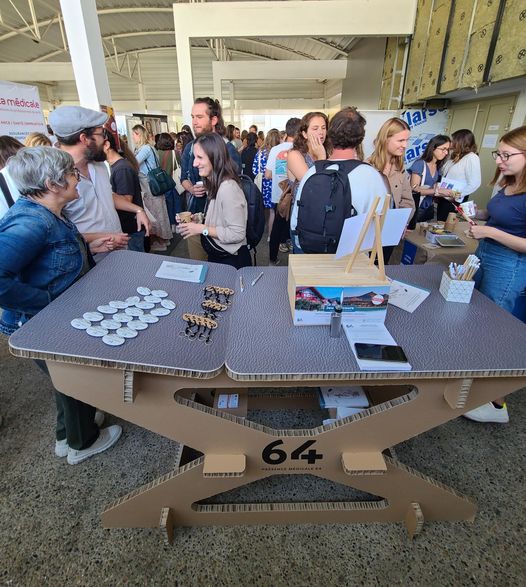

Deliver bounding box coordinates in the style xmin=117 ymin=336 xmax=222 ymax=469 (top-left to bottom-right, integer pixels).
xmin=0 ymin=168 xmax=23 ymax=220
xmin=266 ymin=142 xmax=293 ymax=204
xmin=64 ymin=162 xmax=121 ymax=233
xmin=441 ymin=152 xmax=481 ymax=198
xmin=290 ymin=161 xmax=388 ymax=232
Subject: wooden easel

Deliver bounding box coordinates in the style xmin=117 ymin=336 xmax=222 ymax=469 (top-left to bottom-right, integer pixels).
xmin=344 ymin=195 xmax=392 ymax=279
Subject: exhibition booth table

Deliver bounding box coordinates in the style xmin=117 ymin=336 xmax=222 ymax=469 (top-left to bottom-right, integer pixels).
xmin=390 ymin=221 xmax=479 ymax=266
xmin=9 ymin=251 xmax=526 ymax=540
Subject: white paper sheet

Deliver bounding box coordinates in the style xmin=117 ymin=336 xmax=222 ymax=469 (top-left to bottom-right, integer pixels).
xmin=155 ymin=261 xmax=207 ymax=283
xmin=336 ymin=208 xmax=412 ymax=259
xmin=387 ymin=279 xmax=430 ymax=313
xmin=343 ymin=321 xmax=412 ymax=371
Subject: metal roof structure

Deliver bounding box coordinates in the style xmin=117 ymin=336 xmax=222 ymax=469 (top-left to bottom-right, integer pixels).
xmin=0 ymin=1 xmax=357 ymax=109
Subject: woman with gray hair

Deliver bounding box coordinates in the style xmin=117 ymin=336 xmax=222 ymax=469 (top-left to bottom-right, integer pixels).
xmin=0 ymin=147 xmax=122 ymax=465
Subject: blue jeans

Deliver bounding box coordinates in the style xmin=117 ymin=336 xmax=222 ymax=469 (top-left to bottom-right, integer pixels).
xmin=475 ymin=239 xmax=526 ymax=323
xmin=127 ymin=231 xmax=145 ymax=252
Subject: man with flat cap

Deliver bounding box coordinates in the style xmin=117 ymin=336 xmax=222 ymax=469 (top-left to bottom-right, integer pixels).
xmin=49 ymin=105 xmax=150 ymax=250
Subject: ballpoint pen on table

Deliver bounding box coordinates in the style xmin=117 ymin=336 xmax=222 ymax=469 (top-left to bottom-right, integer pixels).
xmin=251 ymin=272 xmax=264 ymax=286
xmin=239 ymin=275 xmax=244 ymax=292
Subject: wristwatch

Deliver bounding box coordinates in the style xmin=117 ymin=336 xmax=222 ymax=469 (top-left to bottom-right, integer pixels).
xmin=202 ymin=227 xmax=209 ymax=237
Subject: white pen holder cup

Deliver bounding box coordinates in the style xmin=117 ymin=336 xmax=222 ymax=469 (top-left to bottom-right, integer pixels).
xmin=439 ymin=271 xmax=475 ymax=303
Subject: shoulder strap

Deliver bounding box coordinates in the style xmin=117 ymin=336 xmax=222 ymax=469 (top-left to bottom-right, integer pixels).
xmin=0 ymin=173 xmax=15 ymax=208
xmin=150 ymin=146 xmax=160 ymax=167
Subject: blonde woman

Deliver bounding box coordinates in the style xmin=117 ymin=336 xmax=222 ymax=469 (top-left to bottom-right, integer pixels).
xmin=132 ymin=124 xmax=172 ymax=250
xmin=24 ymin=132 xmax=52 ymax=147
xmin=367 ymin=118 xmax=415 ymax=262
xmin=367 ymin=118 xmax=415 ymax=218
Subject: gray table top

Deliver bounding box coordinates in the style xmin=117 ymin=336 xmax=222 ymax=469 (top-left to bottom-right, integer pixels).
xmin=9 ymin=254 xmax=526 ymax=381
xmin=9 ymin=250 xmax=237 ymax=378
xmin=225 ymin=264 xmax=526 ymax=381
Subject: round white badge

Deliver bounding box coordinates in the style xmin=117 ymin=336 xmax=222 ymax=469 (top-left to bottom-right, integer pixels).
xmin=71 ymin=318 xmax=91 ymax=330
xmin=161 ymin=299 xmax=176 ymax=310
xmin=102 ymin=334 xmax=125 ymax=346
xmin=109 ymin=300 xmax=129 ymax=309
xmin=127 ymin=320 xmax=148 ymax=331
xmin=136 ymin=301 xmax=155 ymax=310
xmin=113 ymin=313 xmax=132 ymax=323
xmin=137 ymin=286 xmax=151 ymax=296
xmin=371 ymin=294 xmax=384 ymax=306
xmin=144 ymin=295 xmax=161 ymax=304
xmin=125 ymin=296 xmax=141 ymax=304
xmin=125 ymin=307 xmax=144 ymax=317
xmin=139 ymin=314 xmax=159 ymax=324
xmin=97 ymin=305 xmax=118 ymax=314
xmin=83 ymin=311 xmax=103 ymax=322
xmin=151 ymin=290 xmax=168 ymax=298
xmin=100 ymin=319 xmax=120 ymax=330
xmin=86 ymin=326 xmax=108 ymax=337
xmin=151 ymin=307 xmax=170 ymax=317
xmin=116 ymin=327 xmax=138 ymax=339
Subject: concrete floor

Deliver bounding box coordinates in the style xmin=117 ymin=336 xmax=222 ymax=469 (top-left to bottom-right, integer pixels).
xmin=1 ymin=235 xmax=525 ymax=586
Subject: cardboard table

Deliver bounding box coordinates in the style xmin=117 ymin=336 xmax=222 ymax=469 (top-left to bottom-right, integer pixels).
xmin=390 ymin=221 xmax=479 ymax=266
xmin=9 ymin=251 xmax=526 ymax=540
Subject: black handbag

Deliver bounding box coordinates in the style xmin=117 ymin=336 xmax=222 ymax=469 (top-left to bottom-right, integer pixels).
xmin=200 ymin=234 xmax=232 ymax=258
xmin=145 ymin=147 xmax=176 ymax=196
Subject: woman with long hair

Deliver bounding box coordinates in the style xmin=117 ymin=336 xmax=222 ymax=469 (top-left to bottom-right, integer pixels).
xmin=132 ymin=124 xmax=172 ymax=250
xmin=252 ymin=128 xmax=281 ymax=239
xmin=408 ymin=134 xmax=451 ymax=227
xmin=287 ymin=111 xmax=330 ymax=183
xmin=368 ymin=117 xmax=415 ymax=216
xmin=437 ymin=128 xmax=481 ymax=221
xmin=241 ymin=132 xmax=258 ymax=180
xmin=103 ymin=131 xmax=147 ymax=252
xmin=463 ymin=126 xmax=526 ymax=424
xmin=178 ymin=133 xmax=250 ymax=268
xmin=367 ymin=118 xmax=415 ymax=262
xmin=286 ymin=112 xmax=330 ymax=253
xmin=156 ymin=132 xmax=182 ymax=228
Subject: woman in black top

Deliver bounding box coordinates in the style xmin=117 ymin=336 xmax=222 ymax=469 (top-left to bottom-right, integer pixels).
xmin=241 ymin=132 xmax=258 ymax=180
xmin=103 ymin=132 xmax=147 ymax=252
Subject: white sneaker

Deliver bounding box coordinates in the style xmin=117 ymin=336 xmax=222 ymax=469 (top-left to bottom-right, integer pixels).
xmin=54 ymin=410 xmax=105 ymax=457
xmin=463 ymin=402 xmax=509 ymax=424
xmin=67 ymin=425 xmax=122 ymax=465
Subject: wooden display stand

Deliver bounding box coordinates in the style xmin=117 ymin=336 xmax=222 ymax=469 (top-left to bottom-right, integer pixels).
xmin=287 ymin=196 xmax=391 ymax=322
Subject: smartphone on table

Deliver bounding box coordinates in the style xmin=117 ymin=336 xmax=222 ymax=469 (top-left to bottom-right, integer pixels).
xmin=354 ymin=343 xmax=408 ymax=363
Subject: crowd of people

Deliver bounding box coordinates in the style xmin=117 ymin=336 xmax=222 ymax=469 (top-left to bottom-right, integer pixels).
xmin=0 ymin=97 xmax=524 ymax=463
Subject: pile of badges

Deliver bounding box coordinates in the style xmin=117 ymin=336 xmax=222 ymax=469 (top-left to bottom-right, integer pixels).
xmin=70 ymin=286 xmax=176 ymax=347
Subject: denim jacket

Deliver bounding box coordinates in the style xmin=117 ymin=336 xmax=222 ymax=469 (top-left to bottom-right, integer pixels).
xmin=0 ymin=198 xmax=87 ymax=335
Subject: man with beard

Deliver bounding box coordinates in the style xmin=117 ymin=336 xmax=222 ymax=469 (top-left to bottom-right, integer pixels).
xmin=180 ymin=97 xmax=241 ymax=214
xmin=49 ymin=106 xmax=149 ymax=249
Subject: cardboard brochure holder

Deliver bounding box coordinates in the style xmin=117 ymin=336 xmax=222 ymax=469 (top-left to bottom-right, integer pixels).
xmin=288 ymin=196 xmax=392 ymax=326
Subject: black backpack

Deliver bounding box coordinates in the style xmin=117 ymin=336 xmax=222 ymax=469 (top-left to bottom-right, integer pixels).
xmin=296 ymin=159 xmax=364 ymax=254
xmin=239 ymin=174 xmax=265 ymax=251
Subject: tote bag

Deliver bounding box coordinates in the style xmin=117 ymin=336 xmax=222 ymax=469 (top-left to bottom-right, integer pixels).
xmin=144 ymin=147 xmax=176 ymax=196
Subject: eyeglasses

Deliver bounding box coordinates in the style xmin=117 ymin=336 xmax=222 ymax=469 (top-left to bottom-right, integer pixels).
xmin=435 ymin=147 xmax=450 ymax=152
xmin=90 ymin=132 xmax=106 ymax=139
xmin=492 ymin=151 xmax=524 ymax=161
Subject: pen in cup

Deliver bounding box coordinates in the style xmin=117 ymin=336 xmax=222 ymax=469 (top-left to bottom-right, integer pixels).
xmin=251 ymin=272 xmax=264 ymax=286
